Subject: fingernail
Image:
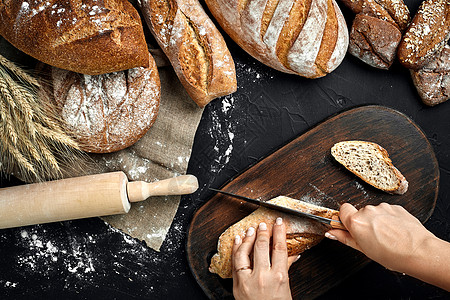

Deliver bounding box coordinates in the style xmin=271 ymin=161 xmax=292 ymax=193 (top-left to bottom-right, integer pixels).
xmin=235 ymin=235 xmax=241 ymax=245
xmin=259 ymin=222 xmax=267 ymax=231
xmin=276 ymin=217 xmax=282 ymax=225
xmin=325 ymin=232 xmax=337 ymax=240
xmin=247 ymin=227 xmax=255 ymax=237
xmin=294 ymin=255 xmax=301 ymax=262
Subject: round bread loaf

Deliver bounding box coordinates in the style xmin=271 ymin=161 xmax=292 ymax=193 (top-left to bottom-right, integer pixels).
xmin=46 ymin=54 xmax=160 ymax=153
xmin=204 ymin=0 xmax=349 ymax=78
xmin=0 ymin=0 xmax=149 ymax=75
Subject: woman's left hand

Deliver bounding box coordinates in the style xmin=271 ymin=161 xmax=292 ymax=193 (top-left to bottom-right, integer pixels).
xmin=232 ymin=218 xmax=299 ymax=300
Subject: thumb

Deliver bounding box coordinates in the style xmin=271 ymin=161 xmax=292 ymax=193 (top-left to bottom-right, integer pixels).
xmin=325 ymin=229 xmax=362 ymax=252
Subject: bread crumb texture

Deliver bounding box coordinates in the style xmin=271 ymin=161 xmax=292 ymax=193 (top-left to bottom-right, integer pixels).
xmin=331 ymin=141 xmax=408 ymax=194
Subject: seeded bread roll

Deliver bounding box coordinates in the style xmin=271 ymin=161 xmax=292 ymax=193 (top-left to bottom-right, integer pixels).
xmin=398 ymin=0 xmax=450 ymax=70
xmin=0 ymin=0 xmax=150 ymax=75
xmin=209 ymin=196 xmax=339 ymax=279
xmin=410 ymin=45 xmax=450 ymax=106
xmin=331 ymin=141 xmax=408 ymax=195
xmin=138 ymin=0 xmax=237 ymax=108
xmin=204 ymin=0 xmax=349 ymax=79
xmin=39 ymin=53 xmax=161 ymax=153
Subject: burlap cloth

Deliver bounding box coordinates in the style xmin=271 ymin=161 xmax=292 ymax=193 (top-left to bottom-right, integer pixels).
xmin=93 ymin=66 xmax=203 ymax=251
xmin=1 ymin=37 xmax=204 ymax=251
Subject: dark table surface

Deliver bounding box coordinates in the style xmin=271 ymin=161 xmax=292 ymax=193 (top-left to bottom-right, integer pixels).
xmin=1 ymin=0 xmax=450 ymax=299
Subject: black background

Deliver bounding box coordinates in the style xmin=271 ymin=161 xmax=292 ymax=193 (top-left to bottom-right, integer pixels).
xmin=1 ymin=0 xmax=450 ymax=299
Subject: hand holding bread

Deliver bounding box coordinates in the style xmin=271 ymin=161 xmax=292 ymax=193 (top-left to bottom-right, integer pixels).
xmin=232 ymin=219 xmax=296 ymax=300
xmin=209 ymin=196 xmax=340 ymax=278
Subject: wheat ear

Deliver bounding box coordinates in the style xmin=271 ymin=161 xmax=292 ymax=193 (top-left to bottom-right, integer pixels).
xmin=0 ymin=55 xmax=85 ymax=182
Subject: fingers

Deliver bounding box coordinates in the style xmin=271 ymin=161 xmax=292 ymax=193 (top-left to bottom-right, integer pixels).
xmin=325 ymin=229 xmax=362 ymax=252
xmin=271 ymin=217 xmax=288 ymax=273
xmin=232 ymin=226 xmax=256 ymax=277
xmin=253 ymin=222 xmax=271 ymax=272
xmin=338 ymin=203 xmax=358 ymax=229
xmin=287 ymin=255 xmax=300 ymax=269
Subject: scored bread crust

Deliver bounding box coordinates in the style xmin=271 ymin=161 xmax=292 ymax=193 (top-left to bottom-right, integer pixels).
xmin=38 ymin=53 xmax=161 ymax=153
xmin=398 ymin=0 xmax=450 ymax=70
xmin=138 ymin=0 xmax=237 ymax=108
xmin=209 ymin=196 xmax=339 ymax=279
xmin=0 ymin=0 xmax=150 ymax=75
xmin=204 ymin=0 xmax=349 ymax=79
xmin=410 ymin=45 xmax=450 ymax=106
xmin=331 ymin=141 xmax=408 ymax=195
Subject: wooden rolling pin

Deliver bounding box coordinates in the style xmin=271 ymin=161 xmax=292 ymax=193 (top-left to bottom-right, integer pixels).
xmin=0 ymin=171 xmax=198 ymax=229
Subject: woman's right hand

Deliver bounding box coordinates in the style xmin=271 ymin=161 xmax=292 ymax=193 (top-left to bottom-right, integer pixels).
xmin=325 ymin=202 xmax=436 ymax=273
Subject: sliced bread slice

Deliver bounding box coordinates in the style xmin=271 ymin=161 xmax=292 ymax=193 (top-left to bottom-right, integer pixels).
xmin=331 ymin=141 xmax=408 ymax=194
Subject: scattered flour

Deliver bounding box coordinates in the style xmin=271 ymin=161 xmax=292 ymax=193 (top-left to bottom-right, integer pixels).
xmin=354 ymin=181 xmax=370 ymax=199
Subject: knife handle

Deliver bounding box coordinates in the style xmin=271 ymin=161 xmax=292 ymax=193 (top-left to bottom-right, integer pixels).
xmin=330 ymin=215 xmax=347 ymax=230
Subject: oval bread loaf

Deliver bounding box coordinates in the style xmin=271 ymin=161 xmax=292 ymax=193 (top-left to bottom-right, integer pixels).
xmin=209 ymin=196 xmax=339 ymax=279
xmin=398 ymin=0 xmax=450 ymax=70
xmin=0 ymin=0 xmax=150 ymax=75
xmin=331 ymin=141 xmax=408 ymax=194
xmin=138 ymin=0 xmax=237 ymax=108
xmin=410 ymin=45 xmax=450 ymax=106
xmin=204 ymin=0 xmax=349 ymax=79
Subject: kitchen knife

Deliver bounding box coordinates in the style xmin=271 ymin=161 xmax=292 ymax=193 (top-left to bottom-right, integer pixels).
xmin=209 ymin=188 xmax=346 ymax=230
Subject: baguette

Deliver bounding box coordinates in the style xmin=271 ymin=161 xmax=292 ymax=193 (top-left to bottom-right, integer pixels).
xmin=331 ymin=141 xmax=408 ymax=194
xmin=203 ymin=0 xmax=349 ymax=79
xmin=0 ymin=0 xmax=149 ymax=75
xmin=209 ymin=196 xmax=339 ymax=279
xmin=398 ymin=0 xmax=450 ymax=70
xmin=138 ymin=0 xmax=237 ymax=108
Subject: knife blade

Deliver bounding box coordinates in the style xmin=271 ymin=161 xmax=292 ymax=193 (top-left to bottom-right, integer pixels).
xmin=209 ymin=188 xmax=346 ymax=230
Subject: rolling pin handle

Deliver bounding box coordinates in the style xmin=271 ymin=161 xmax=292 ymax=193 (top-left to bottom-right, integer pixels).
xmin=330 ymin=215 xmax=347 ymax=230
xmin=127 ymin=175 xmax=199 ymax=202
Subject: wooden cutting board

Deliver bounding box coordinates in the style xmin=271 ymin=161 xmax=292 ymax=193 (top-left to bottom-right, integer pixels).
xmin=186 ymin=106 xmax=439 ymax=299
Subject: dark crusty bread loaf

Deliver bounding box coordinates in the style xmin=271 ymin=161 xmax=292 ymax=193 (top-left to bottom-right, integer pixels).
xmin=138 ymin=0 xmax=237 ymax=108
xmin=410 ymin=45 xmax=450 ymax=106
xmin=39 ymin=53 xmax=160 ymax=153
xmin=340 ymin=0 xmax=410 ymax=31
xmin=204 ymin=0 xmax=349 ymax=79
xmin=331 ymin=141 xmax=408 ymax=195
xmin=209 ymin=196 xmax=339 ymax=279
xmin=0 ymin=0 xmax=149 ymax=75
xmin=398 ymin=0 xmax=450 ymax=70
xmin=349 ymin=13 xmax=402 ymax=69
xmin=341 ymin=0 xmax=410 ymax=69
